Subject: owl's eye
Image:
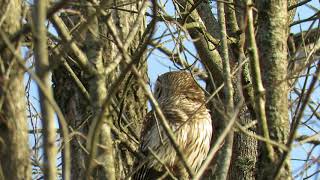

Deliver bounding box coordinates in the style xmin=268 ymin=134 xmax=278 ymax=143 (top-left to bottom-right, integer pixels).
xmin=155 ymin=86 xmax=162 ymax=98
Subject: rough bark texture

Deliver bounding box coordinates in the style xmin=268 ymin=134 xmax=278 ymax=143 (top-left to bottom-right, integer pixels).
xmin=197 ymin=1 xmax=258 ymax=179
xmin=0 ymin=0 xmax=30 ymax=179
xmin=256 ymin=1 xmax=291 ymax=179
xmin=53 ymin=65 xmax=88 ymax=180
xmin=82 ymin=2 xmax=117 ymax=179
xmin=230 ymin=108 xmax=258 ymax=180
xmin=52 ymin=1 xmax=147 ymax=179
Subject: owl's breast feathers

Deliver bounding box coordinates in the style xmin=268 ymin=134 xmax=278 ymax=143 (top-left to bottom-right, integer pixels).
xmin=133 ymin=71 xmax=212 ymax=179
xmin=135 ymin=101 xmax=212 ymax=179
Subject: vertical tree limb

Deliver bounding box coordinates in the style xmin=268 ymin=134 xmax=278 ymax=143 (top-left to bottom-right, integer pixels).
xmin=83 ymin=1 xmax=116 ymax=179
xmin=0 ymin=0 xmax=30 ymax=179
xmin=256 ymin=0 xmax=291 ymax=179
xmin=246 ymin=0 xmax=275 ymax=162
xmin=213 ymin=2 xmax=235 ymax=179
xmin=33 ymin=0 xmax=57 ymax=179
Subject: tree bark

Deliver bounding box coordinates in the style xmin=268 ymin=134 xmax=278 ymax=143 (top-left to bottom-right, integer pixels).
xmin=52 ymin=1 xmax=147 ymax=179
xmin=230 ymin=108 xmax=258 ymax=180
xmin=0 ymin=0 xmax=30 ymax=179
xmin=256 ymin=1 xmax=291 ymax=179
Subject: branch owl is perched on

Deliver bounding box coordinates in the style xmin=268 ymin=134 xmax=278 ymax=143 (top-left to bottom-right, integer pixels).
xmin=133 ymin=71 xmax=212 ymax=179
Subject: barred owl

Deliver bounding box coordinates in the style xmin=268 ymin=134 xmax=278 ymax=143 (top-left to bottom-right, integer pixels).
xmin=133 ymin=71 xmax=212 ymax=179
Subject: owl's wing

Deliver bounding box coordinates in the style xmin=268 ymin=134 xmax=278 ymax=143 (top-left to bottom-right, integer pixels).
xmin=133 ymin=108 xmax=189 ymax=180
xmin=140 ymin=111 xmax=163 ymax=153
xmin=133 ymin=111 xmax=173 ymax=180
xmin=140 ymin=107 xmax=189 ymax=152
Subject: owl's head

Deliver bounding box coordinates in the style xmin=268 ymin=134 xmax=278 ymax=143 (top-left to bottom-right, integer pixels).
xmin=154 ymin=71 xmax=205 ymax=102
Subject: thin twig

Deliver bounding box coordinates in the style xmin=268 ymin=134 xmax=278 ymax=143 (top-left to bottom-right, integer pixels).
xmin=0 ymin=0 xmax=70 ymax=52
xmin=194 ymin=99 xmax=244 ymax=180
xmin=288 ymin=0 xmax=312 ymax=11
xmin=274 ymin=60 xmax=320 ymax=179
xmin=246 ymin=0 xmax=275 ymax=161
xmin=0 ymin=28 xmax=71 ymax=180
xmin=235 ymin=122 xmax=288 ymax=151
xmin=212 ymin=1 xmax=235 ymax=179
xmin=295 ymin=134 xmax=320 ymax=146
xmin=50 ymin=14 xmax=97 ymax=75
xmin=104 ymin=8 xmax=195 ymax=178
xmin=85 ymin=0 xmax=158 ymax=177
xmin=105 ymin=0 xmax=149 ymax=75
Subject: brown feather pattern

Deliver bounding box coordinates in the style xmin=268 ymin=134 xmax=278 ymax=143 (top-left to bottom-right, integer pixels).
xmin=133 ymin=71 xmax=212 ymax=179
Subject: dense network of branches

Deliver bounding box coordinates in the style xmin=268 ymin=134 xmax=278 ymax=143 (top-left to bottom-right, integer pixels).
xmin=0 ymin=0 xmax=319 ymax=180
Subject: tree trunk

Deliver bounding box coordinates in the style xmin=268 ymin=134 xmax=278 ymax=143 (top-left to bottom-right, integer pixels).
xmin=0 ymin=0 xmax=30 ymax=179
xmin=230 ymin=107 xmax=258 ymax=180
xmin=256 ymin=1 xmax=291 ymax=179
xmin=52 ymin=1 xmax=147 ymax=179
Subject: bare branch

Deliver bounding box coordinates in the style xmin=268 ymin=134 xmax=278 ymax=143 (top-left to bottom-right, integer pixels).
xmin=50 ymin=14 xmax=97 ymax=75
xmin=211 ymin=1 xmax=235 ymax=179
xmin=274 ymin=60 xmax=320 ymax=179
xmin=0 ymin=27 xmax=71 ymax=180
xmin=33 ymin=1 xmax=57 ymax=179
xmin=246 ymin=0 xmax=275 ymax=161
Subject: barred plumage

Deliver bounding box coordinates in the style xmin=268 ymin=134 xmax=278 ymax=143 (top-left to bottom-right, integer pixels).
xmin=133 ymin=71 xmax=212 ymax=179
